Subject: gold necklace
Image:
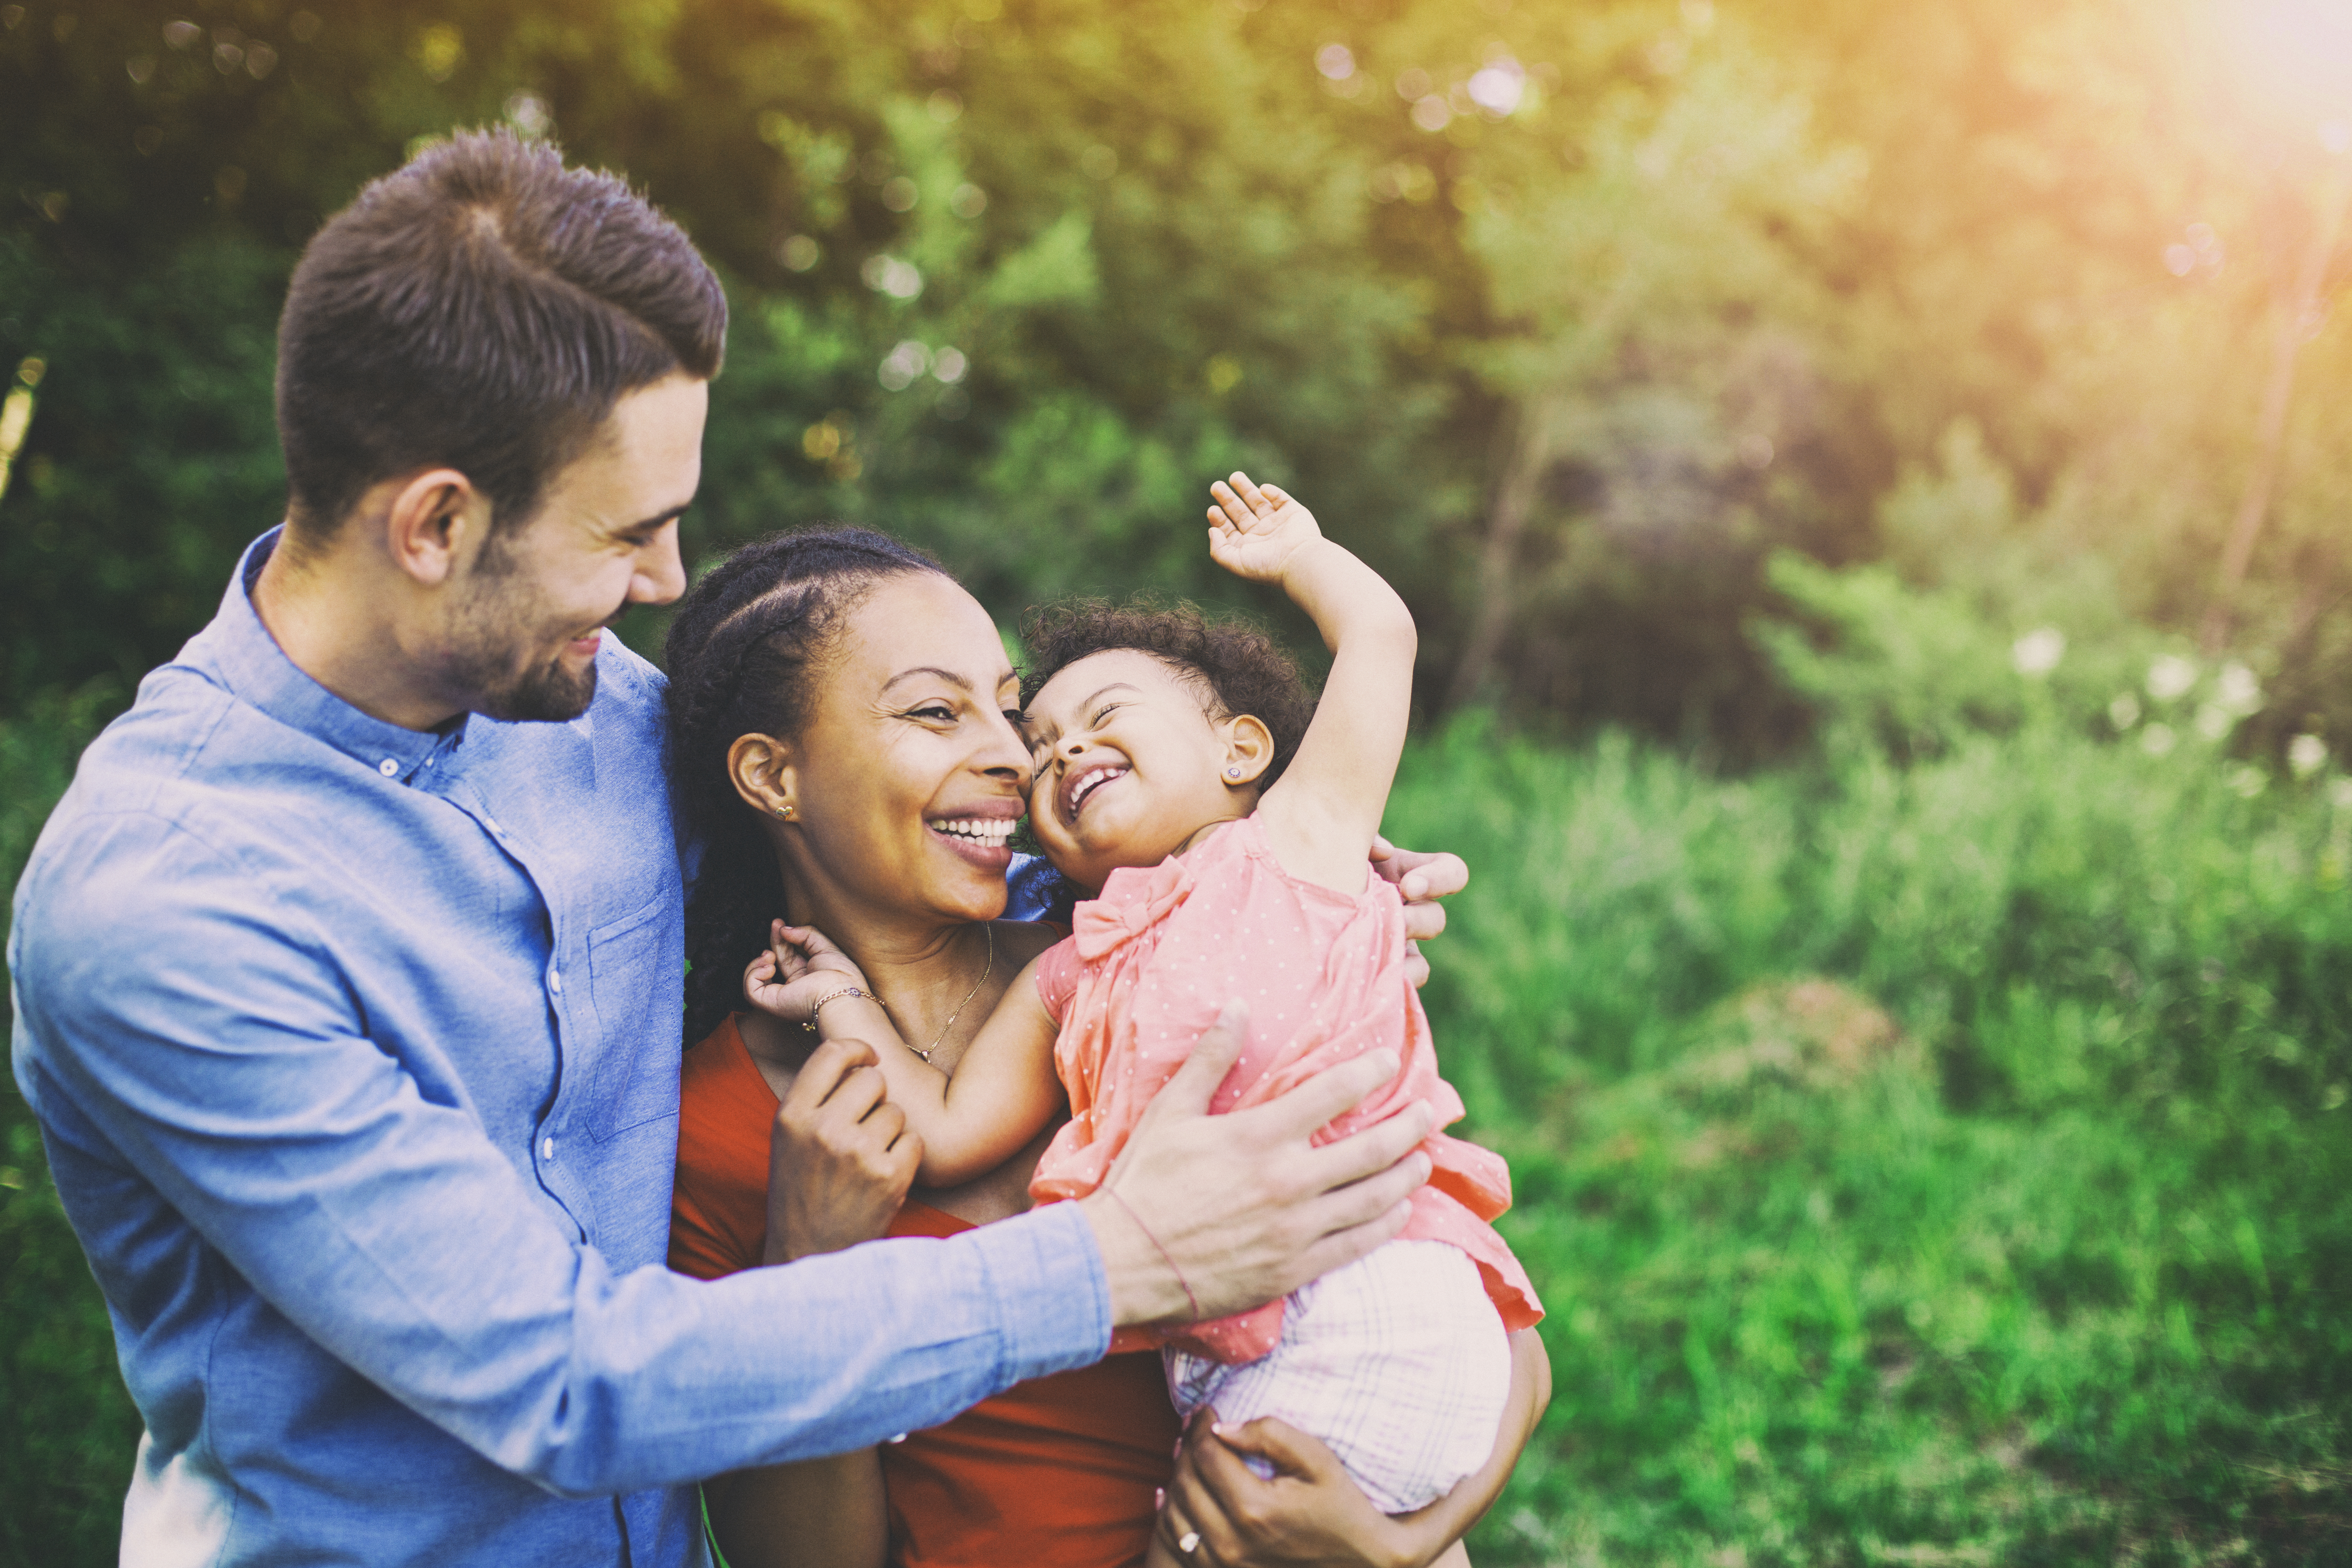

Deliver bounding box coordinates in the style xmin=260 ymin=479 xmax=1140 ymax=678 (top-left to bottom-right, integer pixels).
xmin=895 ymin=923 xmax=994 ymax=1063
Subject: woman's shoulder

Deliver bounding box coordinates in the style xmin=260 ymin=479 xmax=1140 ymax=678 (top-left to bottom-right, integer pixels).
xmin=992 ymin=916 xmax=1067 ymax=970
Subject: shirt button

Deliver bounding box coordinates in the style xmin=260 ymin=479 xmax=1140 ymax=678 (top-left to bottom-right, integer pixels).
xmin=484 ymin=817 xmax=503 ymax=835
xmin=547 ymin=969 xmax=563 ymax=995
xmin=541 ymin=1137 xmax=555 ymax=1161
xmin=378 ymin=758 xmax=399 ymax=777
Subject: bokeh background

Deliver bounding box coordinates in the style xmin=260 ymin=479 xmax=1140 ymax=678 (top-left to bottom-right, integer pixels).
xmin=5 ymin=0 xmax=2352 ymax=1562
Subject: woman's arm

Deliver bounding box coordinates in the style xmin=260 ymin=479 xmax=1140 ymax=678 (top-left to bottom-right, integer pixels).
xmin=707 ymin=1458 xmax=889 ymax=1568
xmin=750 ymin=926 xmax=1067 ymax=1187
xmin=1202 ymin=474 xmax=1416 ymax=895
xmin=1156 ymin=1326 xmax=1552 ymax=1568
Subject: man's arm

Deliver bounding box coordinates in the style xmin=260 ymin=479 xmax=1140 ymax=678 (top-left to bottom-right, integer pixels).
xmin=12 ymin=820 xmax=1106 ymax=1496
xmin=15 ymin=821 xmax=1429 ymax=1491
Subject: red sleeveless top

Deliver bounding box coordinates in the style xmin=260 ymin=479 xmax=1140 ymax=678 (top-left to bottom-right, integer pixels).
xmin=669 ymin=1016 xmax=1179 ymax=1568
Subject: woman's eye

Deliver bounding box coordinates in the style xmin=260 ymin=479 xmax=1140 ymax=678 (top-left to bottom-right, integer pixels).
xmin=910 ymin=704 xmax=955 ymax=723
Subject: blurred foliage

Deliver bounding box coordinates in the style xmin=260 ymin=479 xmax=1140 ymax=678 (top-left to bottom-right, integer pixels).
xmin=6 ymin=0 xmax=2352 ymax=747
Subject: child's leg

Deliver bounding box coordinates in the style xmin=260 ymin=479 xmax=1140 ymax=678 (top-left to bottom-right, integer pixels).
xmin=1168 ymin=1240 xmax=1512 ymax=1515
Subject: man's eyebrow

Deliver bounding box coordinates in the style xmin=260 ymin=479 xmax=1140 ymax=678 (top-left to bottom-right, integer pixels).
xmin=617 ymin=503 xmax=690 ymax=537
xmin=881 ymin=665 xmax=975 ymax=694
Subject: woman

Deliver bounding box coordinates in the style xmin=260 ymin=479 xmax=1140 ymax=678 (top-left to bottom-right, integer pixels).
xmin=664 ymin=527 xmax=1548 ymax=1568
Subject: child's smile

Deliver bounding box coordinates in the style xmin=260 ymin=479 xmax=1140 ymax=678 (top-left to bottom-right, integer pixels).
xmin=1060 ymin=761 xmax=1131 ymax=823
xmin=1021 ymin=648 xmax=1272 ymax=890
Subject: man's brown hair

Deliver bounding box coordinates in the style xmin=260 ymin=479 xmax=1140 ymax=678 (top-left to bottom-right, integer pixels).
xmin=275 ymin=129 xmax=726 ymax=546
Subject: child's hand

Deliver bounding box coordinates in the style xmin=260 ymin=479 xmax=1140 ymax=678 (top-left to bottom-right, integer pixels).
xmin=744 ymin=920 xmax=874 ymax=1026
xmin=1206 ymin=472 xmax=1323 ymax=584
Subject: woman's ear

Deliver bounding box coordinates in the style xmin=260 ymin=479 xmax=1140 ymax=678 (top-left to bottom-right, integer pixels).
xmin=727 ymin=732 xmax=802 ymax=822
xmin=1218 ymin=715 xmax=1275 ymax=788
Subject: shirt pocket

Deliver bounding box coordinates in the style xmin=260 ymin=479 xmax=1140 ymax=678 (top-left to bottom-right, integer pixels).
xmin=585 ymin=893 xmax=682 ymax=1140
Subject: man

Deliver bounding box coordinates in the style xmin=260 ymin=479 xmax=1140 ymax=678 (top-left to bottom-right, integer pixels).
xmin=8 ymin=132 xmax=1455 ymax=1563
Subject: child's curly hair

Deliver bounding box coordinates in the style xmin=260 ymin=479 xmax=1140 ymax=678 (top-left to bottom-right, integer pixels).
xmin=1020 ymin=597 xmax=1319 ymax=788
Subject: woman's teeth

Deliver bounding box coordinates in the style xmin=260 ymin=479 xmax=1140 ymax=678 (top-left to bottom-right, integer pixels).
xmin=933 ymin=818 xmax=1014 ymax=848
xmin=1068 ymin=765 xmax=1128 ymax=813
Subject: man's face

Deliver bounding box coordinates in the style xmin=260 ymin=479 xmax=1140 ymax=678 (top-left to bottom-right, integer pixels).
xmin=437 ymin=374 xmax=705 ymax=722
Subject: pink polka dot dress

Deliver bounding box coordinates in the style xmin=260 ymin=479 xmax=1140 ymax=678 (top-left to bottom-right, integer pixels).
xmin=1029 ymin=815 xmax=1543 ymax=1365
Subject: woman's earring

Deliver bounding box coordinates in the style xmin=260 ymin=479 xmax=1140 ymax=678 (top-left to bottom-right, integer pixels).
xmin=1225 ymin=766 xmax=1244 ymax=780
xmin=777 ymin=804 xmax=794 ymax=820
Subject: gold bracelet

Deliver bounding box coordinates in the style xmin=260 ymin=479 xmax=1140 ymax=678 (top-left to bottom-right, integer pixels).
xmin=802 ymin=985 xmax=870 ymax=1034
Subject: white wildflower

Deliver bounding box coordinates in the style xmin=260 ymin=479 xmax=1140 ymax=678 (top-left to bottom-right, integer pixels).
xmin=2012 ymin=627 xmax=2066 ymax=677
xmin=2147 ymin=654 xmax=2198 ymax=702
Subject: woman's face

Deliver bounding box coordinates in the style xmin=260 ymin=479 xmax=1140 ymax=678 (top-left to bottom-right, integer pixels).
xmin=784 ymin=573 xmax=1030 ymax=928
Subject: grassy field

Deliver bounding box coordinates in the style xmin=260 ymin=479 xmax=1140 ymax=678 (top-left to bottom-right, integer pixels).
xmin=1393 ymin=719 xmax=2352 ymax=1565
xmin=4 ymin=709 xmax=2349 ymax=1563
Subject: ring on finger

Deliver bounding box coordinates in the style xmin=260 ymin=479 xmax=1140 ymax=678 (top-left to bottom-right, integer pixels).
xmin=1178 ymin=1531 xmax=1201 ymax=1555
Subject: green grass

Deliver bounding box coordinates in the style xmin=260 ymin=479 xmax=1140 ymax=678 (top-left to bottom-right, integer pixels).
xmin=4 ymin=709 xmax=2349 ymax=1563
xmin=1392 ymin=719 xmax=2352 ymax=1565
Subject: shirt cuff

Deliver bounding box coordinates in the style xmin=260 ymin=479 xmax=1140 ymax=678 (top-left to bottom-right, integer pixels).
xmin=975 ymin=1200 xmax=1112 ymax=1378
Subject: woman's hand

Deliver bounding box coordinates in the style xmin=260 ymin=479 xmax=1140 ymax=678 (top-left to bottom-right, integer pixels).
xmin=1155 ymin=1327 xmax=1551 ymax=1568
xmin=745 ymin=920 xmax=873 ymax=1027
xmin=763 ymin=1036 xmax=923 ymax=1264
xmin=1369 ymin=837 xmax=1468 ymax=989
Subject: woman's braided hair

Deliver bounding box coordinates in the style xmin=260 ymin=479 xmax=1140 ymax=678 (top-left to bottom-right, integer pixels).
xmin=666 ymin=525 xmax=946 ymax=1047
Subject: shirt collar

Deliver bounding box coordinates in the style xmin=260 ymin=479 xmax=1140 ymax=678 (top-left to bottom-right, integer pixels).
xmin=199 ymin=528 xmax=469 ymax=783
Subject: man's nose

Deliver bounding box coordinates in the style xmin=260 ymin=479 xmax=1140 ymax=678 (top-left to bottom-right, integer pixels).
xmin=631 ymin=526 xmax=687 ymax=607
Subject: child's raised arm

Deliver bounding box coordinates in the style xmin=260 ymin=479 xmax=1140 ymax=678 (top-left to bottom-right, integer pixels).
xmin=1205 ymin=472 xmax=1416 ymax=894
xmin=745 ymin=922 xmax=1066 ymax=1188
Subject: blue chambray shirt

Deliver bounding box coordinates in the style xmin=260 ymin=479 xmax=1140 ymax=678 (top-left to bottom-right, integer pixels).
xmin=8 ymin=532 xmax=1110 ymax=1567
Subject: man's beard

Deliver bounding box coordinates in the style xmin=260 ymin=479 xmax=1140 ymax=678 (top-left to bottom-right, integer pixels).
xmin=440 ymin=556 xmax=606 ymax=724
xmin=474 ymin=647 xmax=598 ymax=723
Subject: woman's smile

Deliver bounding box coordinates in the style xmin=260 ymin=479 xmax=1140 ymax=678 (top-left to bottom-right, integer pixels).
xmin=928 ymin=807 xmax=1019 ymax=869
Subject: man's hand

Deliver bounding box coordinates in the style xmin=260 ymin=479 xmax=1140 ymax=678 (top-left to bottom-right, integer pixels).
xmin=1371 ymin=836 xmax=1468 ymax=988
xmin=1080 ymin=1001 xmax=1433 ymax=1328
xmin=762 ymin=1037 xmax=921 ymax=1264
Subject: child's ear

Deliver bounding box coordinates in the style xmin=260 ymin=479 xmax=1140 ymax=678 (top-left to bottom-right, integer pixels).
xmin=1218 ymin=715 xmax=1276 ymax=788
xmin=728 ymin=731 xmax=804 ymax=824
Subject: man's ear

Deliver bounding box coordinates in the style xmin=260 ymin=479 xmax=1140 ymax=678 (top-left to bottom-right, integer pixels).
xmin=381 ymin=468 xmax=490 ymax=587
xmin=1218 ymin=714 xmax=1275 ymax=788
xmin=728 ymin=731 xmax=802 ymax=822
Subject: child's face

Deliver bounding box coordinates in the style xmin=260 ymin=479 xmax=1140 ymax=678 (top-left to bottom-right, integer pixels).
xmin=1021 ymin=648 xmax=1268 ymax=892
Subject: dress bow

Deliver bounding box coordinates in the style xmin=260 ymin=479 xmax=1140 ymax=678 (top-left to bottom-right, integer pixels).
xmin=1072 ymin=856 xmax=1195 ymax=959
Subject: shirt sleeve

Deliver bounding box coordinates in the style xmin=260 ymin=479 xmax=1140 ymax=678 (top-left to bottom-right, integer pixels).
xmin=10 ymin=812 xmax=1111 ymax=1498
xmin=1033 ymin=935 xmax=1085 ymax=1026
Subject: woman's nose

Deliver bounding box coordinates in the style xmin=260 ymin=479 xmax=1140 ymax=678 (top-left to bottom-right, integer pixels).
xmin=977 ymin=709 xmax=1033 ymax=782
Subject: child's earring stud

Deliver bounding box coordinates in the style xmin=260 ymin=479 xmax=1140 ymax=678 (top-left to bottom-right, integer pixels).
xmin=777 ymin=804 xmax=794 ymax=819
xmin=1225 ymin=766 xmax=1245 ymax=780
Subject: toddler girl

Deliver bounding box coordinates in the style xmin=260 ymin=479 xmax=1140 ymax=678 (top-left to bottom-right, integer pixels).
xmin=749 ymin=474 xmax=1542 ymax=1532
